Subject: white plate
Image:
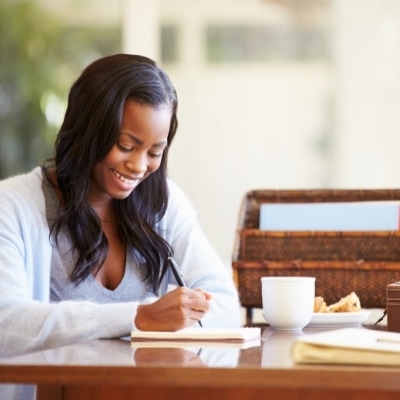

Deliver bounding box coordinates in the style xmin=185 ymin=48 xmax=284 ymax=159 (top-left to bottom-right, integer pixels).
xmin=306 ymin=310 xmax=371 ymax=328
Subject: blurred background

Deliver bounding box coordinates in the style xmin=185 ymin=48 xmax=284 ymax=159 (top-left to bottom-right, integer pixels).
xmin=1 ymin=0 xmax=400 ymax=270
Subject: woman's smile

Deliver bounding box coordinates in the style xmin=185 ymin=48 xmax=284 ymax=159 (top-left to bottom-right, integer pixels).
xmin=111 ymin=168 xmax=139 ymax=185
xmin=110 ymin=168 xmax=141 ymax=191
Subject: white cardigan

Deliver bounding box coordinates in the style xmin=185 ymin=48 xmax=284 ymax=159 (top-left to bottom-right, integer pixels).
xmin=0 ymin=167 xmax=241 ymax=357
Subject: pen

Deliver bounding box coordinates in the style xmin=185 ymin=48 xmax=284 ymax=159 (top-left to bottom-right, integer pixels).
xmin=168 ymin=256 xmax=203 ymax=328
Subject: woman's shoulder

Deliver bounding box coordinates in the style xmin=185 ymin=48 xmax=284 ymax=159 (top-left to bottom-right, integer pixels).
xmin=166 ymin=178 xmax=197 ymax=218
xmin=0 ymin=167 xmax=44 ymax=206
xmin=0 ymin=166 xmax=42 ymax=184
xmin=166 ymin=178 xmax=185 ymax=197
xmin=167 ymin=178 xmax=192 ymax=204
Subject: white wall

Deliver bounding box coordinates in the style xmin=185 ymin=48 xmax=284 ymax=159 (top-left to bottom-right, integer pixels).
xmin=333 ymin=0 xmax=400 ymax=187
xmin=167 ymin=63 xmax=331 ymax=267
xmin=160 ymin=0 xmax=331 ymax=268
xmin=121 ymin=0 xmax=400 ymax=270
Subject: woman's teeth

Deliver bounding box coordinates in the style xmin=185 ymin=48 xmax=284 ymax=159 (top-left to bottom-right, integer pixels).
xmin=112 ymin=169 xmax=134 ymax=184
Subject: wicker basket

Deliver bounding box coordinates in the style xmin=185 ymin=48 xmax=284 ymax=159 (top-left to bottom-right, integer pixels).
xmin=232 ymin=189 xmax=400 ymax=323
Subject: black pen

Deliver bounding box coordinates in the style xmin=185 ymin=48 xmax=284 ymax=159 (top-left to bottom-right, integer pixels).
xmin=168 ymin=256 xmax=203 ymax=327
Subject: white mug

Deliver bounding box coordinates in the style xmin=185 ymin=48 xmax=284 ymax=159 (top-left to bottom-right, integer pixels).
xmin=261 ymin=276 xmax=315 ymax=331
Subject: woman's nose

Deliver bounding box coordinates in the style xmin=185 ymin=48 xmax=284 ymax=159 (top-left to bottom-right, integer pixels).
xmin=126 ymin=152 xmax=147 ymax=174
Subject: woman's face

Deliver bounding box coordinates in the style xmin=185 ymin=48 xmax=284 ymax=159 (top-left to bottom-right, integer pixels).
xmin=89 ymin=101 xmax=171 ymax=205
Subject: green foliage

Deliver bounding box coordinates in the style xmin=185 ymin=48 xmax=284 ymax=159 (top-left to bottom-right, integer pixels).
xmin=0 ymin=0 xmax=121 ymax=178
xmin=0 ymin=1 xmax=62 ymax=177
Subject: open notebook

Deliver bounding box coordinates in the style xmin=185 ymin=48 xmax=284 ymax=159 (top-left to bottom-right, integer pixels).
xmin=131 ymin=327 xmax=261 ymax=345
xmin=291 ymin=327 xmax=400 ymax=366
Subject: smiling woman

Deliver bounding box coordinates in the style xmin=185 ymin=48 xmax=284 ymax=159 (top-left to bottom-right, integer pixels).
xmin=0 ymin=54 xmax=242 ymax=365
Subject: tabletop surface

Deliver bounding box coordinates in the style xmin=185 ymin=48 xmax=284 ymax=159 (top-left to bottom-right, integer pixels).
xmin=0 ymin=310 xmax=398 ymax=392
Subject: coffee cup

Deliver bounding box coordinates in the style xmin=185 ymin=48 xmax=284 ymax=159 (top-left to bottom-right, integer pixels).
xmin=261 ymin=276 xmax=315 ymax=330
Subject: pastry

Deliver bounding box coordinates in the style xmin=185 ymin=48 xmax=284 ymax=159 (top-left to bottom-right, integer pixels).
xmin=314 ymin=292 xmax=361 ymax=313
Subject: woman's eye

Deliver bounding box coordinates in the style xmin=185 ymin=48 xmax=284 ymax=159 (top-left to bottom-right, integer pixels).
xmin=117 ymin=142 xmax=132 ymax=151
xmin=149 ymin=152 xmax=163 ymax=159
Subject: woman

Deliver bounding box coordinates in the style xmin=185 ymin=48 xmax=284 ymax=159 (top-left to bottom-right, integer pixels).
xmin=0 ymin=54 xmax=241 ymax=358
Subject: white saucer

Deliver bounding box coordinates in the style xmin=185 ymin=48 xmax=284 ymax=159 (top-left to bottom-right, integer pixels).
xmin=307 ymin=310 xmax=371 ymax=328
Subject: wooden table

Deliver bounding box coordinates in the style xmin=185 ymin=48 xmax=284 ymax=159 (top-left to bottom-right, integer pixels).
xmin=1 ymin=323 xmax=399 ymax=400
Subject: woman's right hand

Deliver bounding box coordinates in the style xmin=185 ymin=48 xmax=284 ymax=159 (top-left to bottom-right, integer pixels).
xmin=134 ymin=287 xmax=212 ymax=331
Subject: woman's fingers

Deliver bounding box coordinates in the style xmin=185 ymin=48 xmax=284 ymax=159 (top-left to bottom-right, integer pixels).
xmin=135 ymin=287 xmax=211 ymax=331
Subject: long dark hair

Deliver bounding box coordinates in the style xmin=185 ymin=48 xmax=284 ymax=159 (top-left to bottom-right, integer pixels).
xmin=44 ymin=54 xmax=178 ymax=293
